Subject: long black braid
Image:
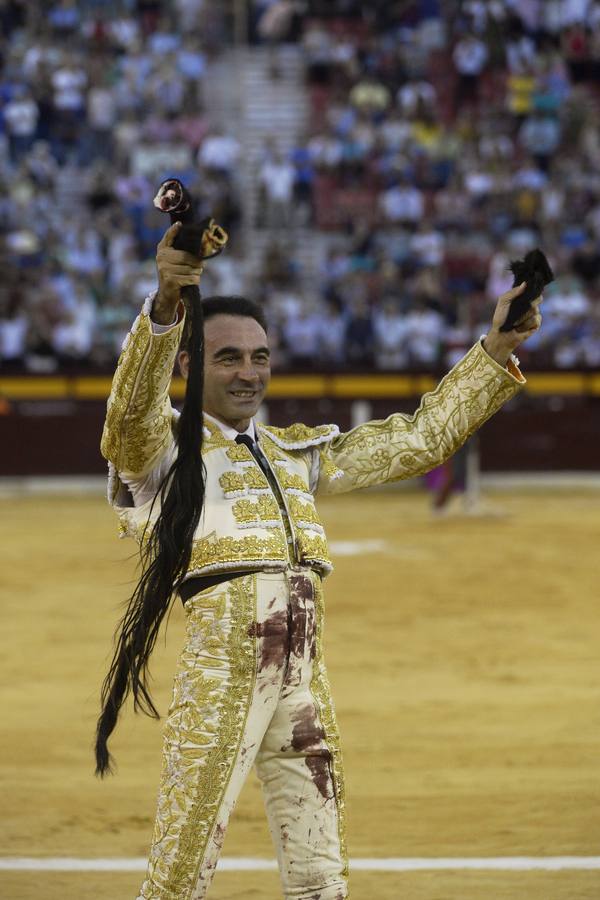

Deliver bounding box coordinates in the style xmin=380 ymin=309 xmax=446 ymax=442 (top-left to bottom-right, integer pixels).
xmin=94 ymin=180 xmax=227 ymax=777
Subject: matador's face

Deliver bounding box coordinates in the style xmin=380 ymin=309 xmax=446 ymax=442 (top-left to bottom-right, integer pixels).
xmin=180 ymin=314 xmax=271 ymax=432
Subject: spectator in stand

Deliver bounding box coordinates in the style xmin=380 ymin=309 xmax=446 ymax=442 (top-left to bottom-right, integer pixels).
xmin=84 ymin=71 xmax=117 ymax=164
xmin=49 ymin=51 xmax=88 ymax=164
xmin=3 ymin=85 xmax=39 ymax=163
xmin=405 ymin=300 xmax=444 ymax=368
xmin=561 ymin=23 xmax=591 ymax=82
xmin=0 ymin=286 xmax=28 ymax=368
xmin=452 ymin=32 xmax=488 ymax=111
xmin=106 ymin=219 xmax=139 ymax=292
xmin=349 ymin=74 xmax=390 ymax=118
xmin=48 ymin=0 xmax=80 ymax=36
xmin=144 ymin=55 xmax=186 ymax=115
xmin=505 ymin=21 xmax=536 ymax=75
xmin=379 ymin=108 xmax=412 ymax=154
xmin=518 ymin=110 xmax=562 ymax=172
xmin=52 ymin=280 xmax=97 ymax=367
xmin=396 ymin=78 xmax=436 ymax=118
xmin=545 ymin=274 xmax=591 ymax=324
xmin=197 ymin=127 xmax=240 ymax=176
xmin=290 ymin=141 xmax=315 ymax=224
xmin=302 ymin=19 xmax=335 ymax=84
xmin=409 ymin=220 xmax=445 ymax=269
xmin=506 ymin=65 xmax=536 ymax=119
xmin=282 ymin=304 xmax=321 ymax=368
xmin=373 ymin=297 xmax=410 ymax=369
xmin=307 ymin=126 xmax=343 ymax=170
xmin=345 ymin=296 xmax=374 ymax=368
xmin=580 ymin=319 xmax=600 ymax=366
xmin=410 ymin=106 xmax=445 ymax=158
xmin=318 ymin=299 xmax=347 ymax=368
xmin=571 ymin=233 xmax=600 ymax=286
xmin=258 ymin=148 xmax=296 ymax=228
xmin=379 ymin=175 xmax=425 ymax=226
xmin=177 ymin=33 xmax=206 ymax=107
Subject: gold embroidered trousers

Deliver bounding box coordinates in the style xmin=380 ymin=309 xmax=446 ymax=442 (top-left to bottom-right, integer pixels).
xmin=137 ymin=570 xmax=348 ymax=900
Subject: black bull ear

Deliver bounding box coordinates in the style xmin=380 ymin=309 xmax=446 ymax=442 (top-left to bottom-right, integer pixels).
xmin=501 ymin=248 xmax=554 ymax=332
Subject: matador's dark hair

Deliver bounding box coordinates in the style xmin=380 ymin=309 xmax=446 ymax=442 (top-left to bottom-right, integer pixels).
xmin=95 ymin=181 xmax=266 ymax=777
xmin=180 ymin=294 xmax=268 ymax=353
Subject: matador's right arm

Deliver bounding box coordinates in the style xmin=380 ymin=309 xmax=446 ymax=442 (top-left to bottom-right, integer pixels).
xmin=100 ymin=294 xmax=185 ymax=483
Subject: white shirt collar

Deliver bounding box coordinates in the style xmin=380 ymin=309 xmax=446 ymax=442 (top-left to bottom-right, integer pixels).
xmin=203 ymin=411 xmax=256 ymax=442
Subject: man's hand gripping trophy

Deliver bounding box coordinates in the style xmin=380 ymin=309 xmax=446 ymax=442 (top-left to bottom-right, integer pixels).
xmin=153 ymin=178 xmax=228 ymax=325
xmin=483 ymin=247 xmax=553 ymax=366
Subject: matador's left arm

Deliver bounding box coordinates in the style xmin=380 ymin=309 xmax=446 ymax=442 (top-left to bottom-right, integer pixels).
xmin=314 ymin=339 xmax=525 ymax=495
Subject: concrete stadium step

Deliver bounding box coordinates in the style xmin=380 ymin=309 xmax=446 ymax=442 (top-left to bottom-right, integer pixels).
xmin=203 ymin=45 xmax=324 ymax=284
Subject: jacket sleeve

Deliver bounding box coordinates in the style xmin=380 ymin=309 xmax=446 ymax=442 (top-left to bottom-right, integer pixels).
xmin=100 ymin=297 xmax=185 ymax=479
xmin=315 ymin=340 xmax=526 ymax=495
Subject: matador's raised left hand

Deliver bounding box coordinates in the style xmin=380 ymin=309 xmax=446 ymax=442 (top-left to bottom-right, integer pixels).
xmin=483 ymin=282 xmax=543 ymax=367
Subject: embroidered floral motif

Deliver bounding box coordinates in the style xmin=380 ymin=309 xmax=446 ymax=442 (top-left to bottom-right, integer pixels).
xmin=219 ymin=472 xmax=245 ymax=495
xmin=138 ymin=576 xmax=257 ymax=899
xmin=187 ymin=534 xmax=288 ymax=573
xmin=243 ymin=469 xmax=270 ymax=492
xmin=296 ymin=533 xmax=332 ymax=573
xmin=286 ymin=495 xmax=322 ymax=527
xmin=117 ymin=515 xmax=129 ymax=538
xmin=317 ymin=341 xmax=523 ymax=494
xmin=272 ymin=469 xmax=310 ymax=493
xmin=226 ymin=443 xmax=254 ymax=464
xmin=259 ymin=422 xmax=339 ymax=450
xmin=371 ymin=449 xmax=391 ymax=467
xmin=202 ymin=422 xmax=231 ymax=451
xmin=310 ymin=576 xmax=348 ymax=878
xmin=232 ymin=496 xmax=281 ymax=526
xmin=101 ymin=312 xmax=182 ymax=475
xmin=219 ymin=468 xmax=272 ymax=498
xmin=319 ymin=457 xmax=345 ymax=483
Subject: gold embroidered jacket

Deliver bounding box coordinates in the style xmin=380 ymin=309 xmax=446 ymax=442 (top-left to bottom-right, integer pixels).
xmin=101 ymin=303 xmax=525 ymax=579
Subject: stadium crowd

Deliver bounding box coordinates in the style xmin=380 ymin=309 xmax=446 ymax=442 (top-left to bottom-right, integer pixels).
xmin=1 ymin=0 xmax=600 ymax=373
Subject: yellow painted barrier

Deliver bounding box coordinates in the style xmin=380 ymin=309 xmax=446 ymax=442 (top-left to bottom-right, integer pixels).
xmin=1 ymin=372 xmax=600 ymax=401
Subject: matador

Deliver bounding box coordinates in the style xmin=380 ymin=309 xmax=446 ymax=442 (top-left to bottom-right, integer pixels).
xmin=96 ymin=221 xmax=542 ymax=900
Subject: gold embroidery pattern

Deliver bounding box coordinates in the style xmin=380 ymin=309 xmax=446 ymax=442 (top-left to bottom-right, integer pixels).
xmin=243 ymin=468 xmax=270 ymax=491
xmin=202 ymin=422 xmax=231 ymax=452
xmin=286 ymin=495 xmax=322 ymax=528
xmin=102 ymin=314 xmax=182 ymax=475
xmin=320 ymin=457 xmax=345 ymax=483
xmin=296 ymin=532 xmax=332 ymax=571
xmin=318 ymin=341 xmax=523 ymax=493
xmin=273 ymin=469 xmax=310 ymax=493
xmin=226 ymin=443 xmax=254 ymax=464
xmin=138 ymin=577 xmax=257 ymax=899
xmin=260 ymin=422 xmax=339 ymax=448
xmin=232 ymin=496 xmax=281 ymax=526
xmin=258 ymin=442 xmax=287 ymax=465
xmin=219 ymin=472 xmax=245 ymax=495
xmin=127 ymin=521 xmax=288 ymax=575
xmin=309 ymin=575 xmax=348 ymax=879
xmin=220 ymin=469 xmax=271 ymax=497
xmin=188 ymin=533 xmax=288 ymax=573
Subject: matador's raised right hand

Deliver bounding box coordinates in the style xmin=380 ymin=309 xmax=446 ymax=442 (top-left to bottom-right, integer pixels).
xmin=154 ymin=221 xmax=205 ymax=325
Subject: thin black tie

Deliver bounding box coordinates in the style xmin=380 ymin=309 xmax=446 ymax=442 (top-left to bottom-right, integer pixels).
xmin=235 ymin=433 xmax=271 ymax=479
xmin=235 ymin=434 xmax=294 ymax=553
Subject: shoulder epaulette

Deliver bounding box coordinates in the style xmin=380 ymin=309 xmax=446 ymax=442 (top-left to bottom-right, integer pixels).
xmin=258 ymin=422 xmax=339 ymax=450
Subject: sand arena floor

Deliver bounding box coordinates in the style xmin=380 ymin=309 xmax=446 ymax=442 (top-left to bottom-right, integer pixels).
xmin=1 ymin=487 xmax=599 ymax=900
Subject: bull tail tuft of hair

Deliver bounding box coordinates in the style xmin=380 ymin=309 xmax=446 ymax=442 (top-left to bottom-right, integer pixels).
xmin=94 ymin=285 xmax=206 ymax=776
